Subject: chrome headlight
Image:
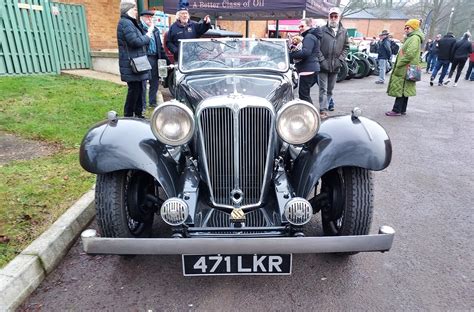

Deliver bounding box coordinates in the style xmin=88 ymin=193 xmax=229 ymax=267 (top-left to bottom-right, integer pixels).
xmin=276 ymin=100 xmax=320 ymax=145
xmin=150 ymin=100 xmax=195 ymax=146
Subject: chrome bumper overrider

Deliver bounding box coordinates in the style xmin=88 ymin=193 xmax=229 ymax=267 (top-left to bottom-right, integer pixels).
xmin=81 ymin=226 xmax=395 ymax=255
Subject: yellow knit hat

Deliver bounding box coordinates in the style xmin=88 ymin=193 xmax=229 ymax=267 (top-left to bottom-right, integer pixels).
xmin=405 ymin=19 xmax=420 ymax=31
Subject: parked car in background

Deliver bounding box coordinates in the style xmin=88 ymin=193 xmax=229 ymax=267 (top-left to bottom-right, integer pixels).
xmin=79 ymin=38 xmax=395 ymax=276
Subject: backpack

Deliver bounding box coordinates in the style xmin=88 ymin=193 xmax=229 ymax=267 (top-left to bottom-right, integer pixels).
xmin=390 ymin=40 xmax=400 ymax=55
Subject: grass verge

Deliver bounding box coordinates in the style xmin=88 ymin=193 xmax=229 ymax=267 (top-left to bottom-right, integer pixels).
xmin=0 ymin=74 xmax=125 ymax=267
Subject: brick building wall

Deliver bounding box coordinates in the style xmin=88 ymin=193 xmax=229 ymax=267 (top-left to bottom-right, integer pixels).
xmin=55 ymin=0 xmax=120 ymax=50
xmin=59 ymin=0 xmax=407 ymax=50
xmin=57 ymin=0 xmax=268 ymax=50
xmin=343 ymin=18 xmax=407 ymax=40
xmin=216 ymin=20 xmax=268 ymax=38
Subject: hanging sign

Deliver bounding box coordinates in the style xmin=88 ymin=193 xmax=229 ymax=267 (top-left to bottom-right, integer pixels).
xmin=31 ymin=5 xmax=43 ymax=11
xmin=17 ymin=3 xmax=30 ymax=9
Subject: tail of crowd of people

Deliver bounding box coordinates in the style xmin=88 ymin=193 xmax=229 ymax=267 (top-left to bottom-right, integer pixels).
xmin=425 ymin=31 xmax=473 ymax=86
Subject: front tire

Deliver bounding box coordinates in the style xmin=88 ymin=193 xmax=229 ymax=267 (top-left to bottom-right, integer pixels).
xmin=95 ymin=170 xmax=156 ymax=238
xmin=320 ymin=167 xmax=373 ymax=236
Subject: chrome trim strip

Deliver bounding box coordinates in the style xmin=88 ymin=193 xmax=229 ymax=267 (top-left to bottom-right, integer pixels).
xmin=81 ymin=226 xmax=395 ymax=255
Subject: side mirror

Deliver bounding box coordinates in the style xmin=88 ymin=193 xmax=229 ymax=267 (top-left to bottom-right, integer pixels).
xmin=158 ymin=59 xmax=168 ymax=78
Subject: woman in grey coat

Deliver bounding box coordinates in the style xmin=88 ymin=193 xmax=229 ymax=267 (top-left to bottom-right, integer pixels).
xmin=117 ymin=2 xmax=154 ymax=118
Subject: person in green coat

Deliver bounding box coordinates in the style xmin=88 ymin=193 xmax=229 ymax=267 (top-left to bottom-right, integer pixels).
xmin=386 ymin=19 xmax=425 ymax=116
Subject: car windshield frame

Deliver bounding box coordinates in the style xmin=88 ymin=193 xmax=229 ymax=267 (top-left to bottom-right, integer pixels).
xmin=178 ymin=38 xmax=289 ymax=74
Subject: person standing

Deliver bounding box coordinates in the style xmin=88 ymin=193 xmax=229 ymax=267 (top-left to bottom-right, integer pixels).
xmin=318 ymin=7 xmax=349 ymax=113
xmin=139 ymin=10 xmax=169 ymax=111
xmin=166 ymin=5 xmax=211 ymax=62
xmin=444 ymin=32 xmax=472 ymax=87
xmin=424 ymin=38 xmax=432 ymax=62
xmin=385 ymin=19 xmax=424 ymax=116
xmin=430 ymin=32 xmax=456 ymax=86
xmin=117 ymin=1 xmax=154 ymax=118
xmin=465 ymin=41 xmax=474 ymax=81
xmin=426 ymin=34 xmax=441 ymax=73
xmin=375 ymin=30 xmax=392 ymax=84
xmin=290 ymin=18 xmax=321 ymax=115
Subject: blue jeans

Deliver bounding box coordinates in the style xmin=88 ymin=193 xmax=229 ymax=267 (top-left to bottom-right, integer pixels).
xmin=427 ymin=55 xmax=437 ymax=72
xmin=430 ymin=59 xmax=450 ymax=83
xmin=378 ymin=59 xmax=387 ymax=82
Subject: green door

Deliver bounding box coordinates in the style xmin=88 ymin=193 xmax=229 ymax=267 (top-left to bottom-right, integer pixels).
xmin=50 ymin=2 xmax=91 ymax=70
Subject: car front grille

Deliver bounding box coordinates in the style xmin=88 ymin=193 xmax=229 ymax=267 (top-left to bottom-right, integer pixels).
xmin=205 ymin=209 xmax=269 ymax=227
xmin=199 ymin=105 xmax=274 ymax=208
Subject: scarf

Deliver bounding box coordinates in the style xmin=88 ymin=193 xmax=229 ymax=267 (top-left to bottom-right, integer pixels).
xmin=141 ymin=21 xmax=157 ymax=55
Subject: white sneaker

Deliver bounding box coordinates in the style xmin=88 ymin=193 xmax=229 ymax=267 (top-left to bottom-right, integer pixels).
xmin=443 ymin=78 xmax=451 ymax=85
xmin=453 ymin=82 xmax=457 ymax=87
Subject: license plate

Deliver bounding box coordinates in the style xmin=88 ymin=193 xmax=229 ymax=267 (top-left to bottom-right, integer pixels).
xmin=182 ymin=254 xmax=292 ymax=276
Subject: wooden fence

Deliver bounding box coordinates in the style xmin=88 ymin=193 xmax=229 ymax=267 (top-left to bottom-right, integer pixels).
xmin=0 ymin=0 xmax=91 ymax=75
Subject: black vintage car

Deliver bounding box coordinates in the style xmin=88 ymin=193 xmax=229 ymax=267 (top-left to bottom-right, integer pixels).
xmin=80 ymin=38 xmax=394 ymax=276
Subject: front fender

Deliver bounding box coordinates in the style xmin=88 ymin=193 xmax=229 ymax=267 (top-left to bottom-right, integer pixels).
xmin=290 ymin=116 xmax=392 ymax=198
xmin=79 ymin=118 xmax=178 ymax=197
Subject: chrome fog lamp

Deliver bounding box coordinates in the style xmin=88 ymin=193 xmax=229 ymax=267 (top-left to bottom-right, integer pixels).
xmin=160 ymin=198 xmax=189 ymax=226
xmin=151 ymin=100 xmax=195 ymax=146
xmin=276 ymin=100 xmax=320 ymax=145
xmin=284 ymin=197 xmax=313 ymax=226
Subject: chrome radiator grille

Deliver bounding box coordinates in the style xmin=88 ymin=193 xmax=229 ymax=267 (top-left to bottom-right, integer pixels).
xmin=204 ymin=209 xmax=269 ymax=227
xmin=199 ymin=105 xmax=273 ymax=207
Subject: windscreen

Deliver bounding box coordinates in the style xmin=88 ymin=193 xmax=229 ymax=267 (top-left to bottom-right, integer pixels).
xmin=179 ymin=38 xmax=289 ymax=72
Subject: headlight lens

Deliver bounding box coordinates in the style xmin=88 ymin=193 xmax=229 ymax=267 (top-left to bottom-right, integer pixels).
xmin=150 ymin=100 xmax=195 ymax=146
xmin=276 ymin=100 xmax=320 ymax=144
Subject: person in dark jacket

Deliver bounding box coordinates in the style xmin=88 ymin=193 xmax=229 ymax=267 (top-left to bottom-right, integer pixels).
xmin=166 ymin=6 xmax=211 ymax=62
xmin=465 ymin=41 xmax=474 ymax=81
xmin=290 ymin=18 xmax=322 ymax=115
xmin=318 ymin=7 xmax=349 ymax=113
xmin=426 ymin=34 xmax=441 ymax=73
xmin=117 ymin=1 xmax=153 ymax=118
xmin=444 ymin=32 xmax=472 ymax=86
xmin=139 ymin=10 xmax=169 ymax=110
xmin=430 ymin=32 xmax=456 ymax=86
xmin=375 ymin=30 xmax=392 ymax=84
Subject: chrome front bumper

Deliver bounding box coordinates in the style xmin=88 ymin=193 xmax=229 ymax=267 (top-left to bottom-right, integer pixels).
xmin=81 ymin=226 xmax=395 ymax=255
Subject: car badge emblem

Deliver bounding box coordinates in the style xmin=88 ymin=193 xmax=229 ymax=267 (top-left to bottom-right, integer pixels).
xmin=230 ymin=208 xmax=245 ymax=223
xmin=230 ymin=189 xmax=244 ymax=205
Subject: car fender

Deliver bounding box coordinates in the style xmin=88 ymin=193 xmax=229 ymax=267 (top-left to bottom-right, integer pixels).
xmin=79 ymin=119 xmax=178 ymax=197
xmin=290 ymin=115 xmax=392 ymax=198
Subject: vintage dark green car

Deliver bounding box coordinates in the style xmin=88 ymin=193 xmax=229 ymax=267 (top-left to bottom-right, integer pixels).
xmin=80 ymin=38 xmax=394 ymax=275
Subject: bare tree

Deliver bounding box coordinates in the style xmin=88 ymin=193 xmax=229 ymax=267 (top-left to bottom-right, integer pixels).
xmin=341 ymin=0 xmax=406 ymax=16
xmin=406 ymin=0 xmax=473 ymax=39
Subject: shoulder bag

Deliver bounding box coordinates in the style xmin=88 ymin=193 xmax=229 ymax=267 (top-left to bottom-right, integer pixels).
xmin=406 ymin=64 xmax=421 ymax=82
xmin=124 ymin=40 xmax=151 ymax=74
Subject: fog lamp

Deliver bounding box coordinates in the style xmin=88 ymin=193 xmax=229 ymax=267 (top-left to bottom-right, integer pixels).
xmin=284 ymin=197 xmax=313 ymax=226
xmin=160 ymin=198 xmax=189 ymax=226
